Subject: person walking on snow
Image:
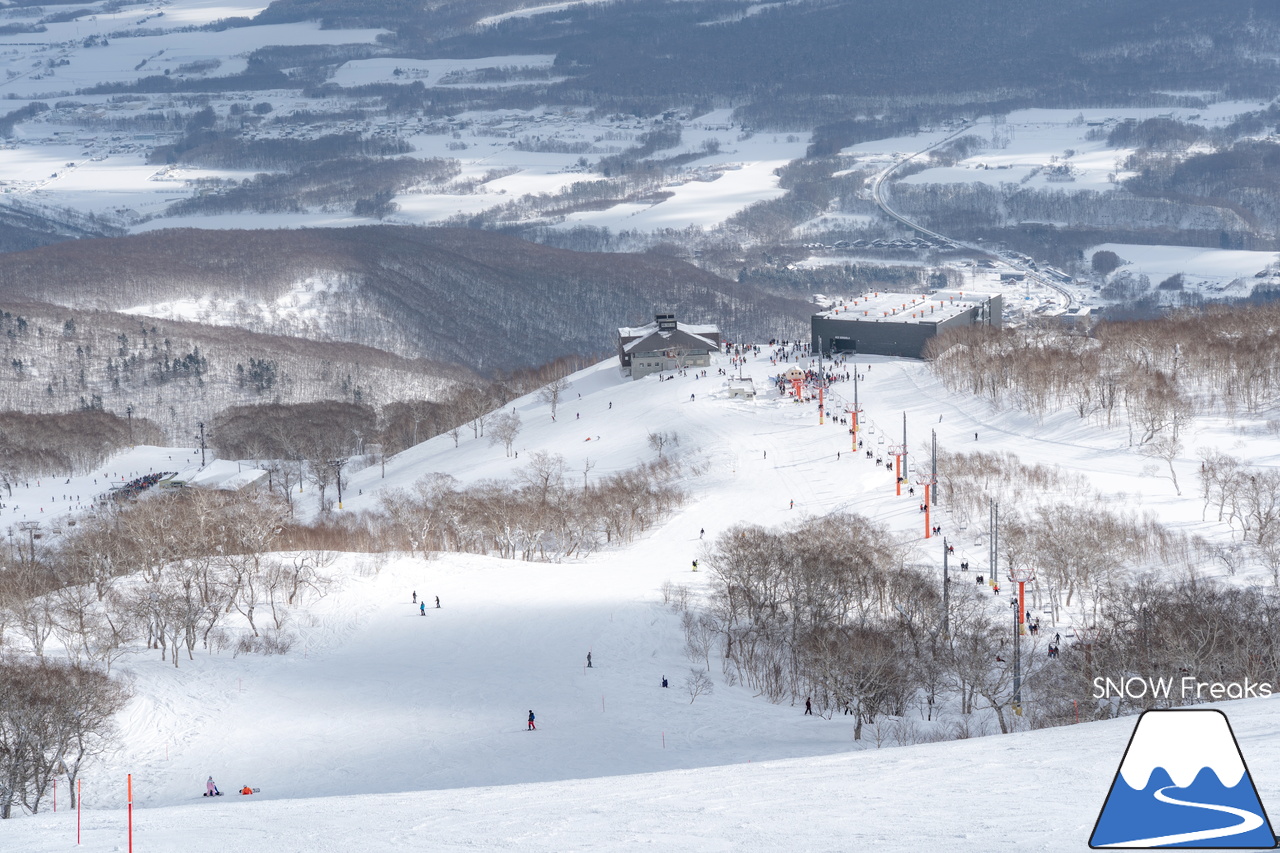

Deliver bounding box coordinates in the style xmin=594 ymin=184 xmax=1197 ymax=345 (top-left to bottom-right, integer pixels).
xmin=412 ymin=591 xmax=416 ymax=604
xmin=587 ymin=652 xmax=593 ymax=668
xmin=420 ymin=602 xmax=426 ymax=616
xmin=528 ymin=710 xmax=536 ymax=731
xmin=436 ymin=595 xmax=441 ymax=609
xmin=804 ymin=697 xmax=813 ymax=715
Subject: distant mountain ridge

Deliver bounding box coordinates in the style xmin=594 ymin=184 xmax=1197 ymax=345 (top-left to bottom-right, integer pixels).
xmin=0 ymin=226 xmax=809 ymax=371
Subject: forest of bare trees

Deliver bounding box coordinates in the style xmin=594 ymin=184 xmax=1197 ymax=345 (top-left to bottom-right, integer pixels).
xmin=0 ymin=226 xmax=807 ymax=374
xmin=0 ymin=300 xmax=468 ymax=448
xmin=374 ymin=454 xmax=685 ymax=561
xmin=671 ymin=488 xmax=1280 ymax=741
xmin=0 ymin=487 xmax=334 ymax=818
xmin=0 ymin=410 xmax=162 ymax=478
xmin=926 ymin=303 xmax=1280 ymax=445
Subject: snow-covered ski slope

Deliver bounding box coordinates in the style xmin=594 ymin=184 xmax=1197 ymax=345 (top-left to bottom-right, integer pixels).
xmin=6 ymin=346 xmax=1280 ymax=851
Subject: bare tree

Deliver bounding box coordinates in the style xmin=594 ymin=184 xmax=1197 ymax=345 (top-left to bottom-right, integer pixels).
xmin=647 ymin=430 xmax=679 ymax=457
xmin=488 ymin=411 xmax=522 ymax=457
xmin=685 ymin=668 xmax=713 ymax=704
xmin=538 ymin=376 xmax=570 ymax=418
xmin=1143 ymin=434 xmax=1183 ymax=495
xmin=520 ymin=451 xmax=567 ymax=507
xmin=0 ymin=659 xmax=130 ymax=818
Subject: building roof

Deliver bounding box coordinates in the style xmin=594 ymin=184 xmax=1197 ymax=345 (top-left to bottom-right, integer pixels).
xmin=619 ymin=320 xmax=719 ymax=339
xmin=812 ymin=290 xmax=998 ymax=326
xmin=187 ymin=460 xmax=269 ymax=491
xmin=622 ymin=326 xmax=719 ymax=354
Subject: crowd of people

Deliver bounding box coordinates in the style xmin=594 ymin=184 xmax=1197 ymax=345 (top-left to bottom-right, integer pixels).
xmin=108 ymin=471 xmax=176 ymax=502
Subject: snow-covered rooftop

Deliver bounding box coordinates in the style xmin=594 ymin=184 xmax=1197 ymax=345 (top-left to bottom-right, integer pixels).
xmin=813 ymin=290 xmax=998 ymax=325
xmin=618 ymin=320 xmax=720 ymax=338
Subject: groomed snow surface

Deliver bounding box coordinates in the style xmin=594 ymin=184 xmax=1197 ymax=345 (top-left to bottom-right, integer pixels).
xmin=5 ymin=347 xmax=1280 ymax=851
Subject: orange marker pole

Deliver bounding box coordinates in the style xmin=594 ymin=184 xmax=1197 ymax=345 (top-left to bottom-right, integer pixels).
xmin=127 ymin=774 xmax=133 ymax=853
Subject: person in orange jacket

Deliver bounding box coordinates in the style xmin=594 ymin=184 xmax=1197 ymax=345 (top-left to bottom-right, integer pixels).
xmin=240 ymin=786 xmax=254 ymax=795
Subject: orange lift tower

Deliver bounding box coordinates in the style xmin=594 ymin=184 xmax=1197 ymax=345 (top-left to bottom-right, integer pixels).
xmin=892 ymin=411 xmax=908 ymax=496
xmin=917 ymin=476 xmax=933 ymax=538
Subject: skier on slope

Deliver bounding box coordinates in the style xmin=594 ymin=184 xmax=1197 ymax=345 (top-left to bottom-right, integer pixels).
xmin=528 ymin=710 xmax=536 ymax=731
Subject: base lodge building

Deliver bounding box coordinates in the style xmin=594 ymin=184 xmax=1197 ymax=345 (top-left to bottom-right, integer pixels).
xmin=618 ymin=313 xmax=721 ymax=379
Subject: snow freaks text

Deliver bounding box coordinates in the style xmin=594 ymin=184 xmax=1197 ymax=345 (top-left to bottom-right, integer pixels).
xmin=1092 ymin=677 xmax=1274 ymax=701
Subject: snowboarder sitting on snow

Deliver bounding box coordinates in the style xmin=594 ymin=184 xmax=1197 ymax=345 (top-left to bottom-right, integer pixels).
xmin=205 ymin=776 xmax=220 ymax=797
xmin=240 ymin=786 xmax=254 ymax=795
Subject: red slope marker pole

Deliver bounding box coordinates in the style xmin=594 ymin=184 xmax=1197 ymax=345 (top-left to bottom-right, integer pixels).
xmin=127 ymin=773 xmax=133 ymax=853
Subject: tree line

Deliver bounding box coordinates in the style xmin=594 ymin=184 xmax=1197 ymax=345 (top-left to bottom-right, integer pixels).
xmin=679 ymin=494 xmax=1277 ymax=741
xmin=926 ymin=302 xmax=1280 ymax=446
xmin=0 ymin=409 xmax=162 ymax=479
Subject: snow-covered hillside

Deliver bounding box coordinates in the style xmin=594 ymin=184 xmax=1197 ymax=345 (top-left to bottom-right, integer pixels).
xmin=4 ymin=344 xmax=1279 ymax=851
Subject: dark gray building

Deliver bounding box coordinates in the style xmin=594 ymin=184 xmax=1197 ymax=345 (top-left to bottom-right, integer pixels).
xmin=810 ymin=290 xmax=1002 ymax=359
xmin=618 ymin=313 xmax=721 ymax=378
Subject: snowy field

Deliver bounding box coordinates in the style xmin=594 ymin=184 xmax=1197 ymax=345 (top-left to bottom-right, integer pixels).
xmin=891 ymin=104 xmax=1275 ymax=193
xmin=0 ymin=0 xmax=809 ymax=235
xmin=1088 ymin=242 xmax=1280 ymax=294
xmin=4 ymin=343 xmax=1280 ymax=851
